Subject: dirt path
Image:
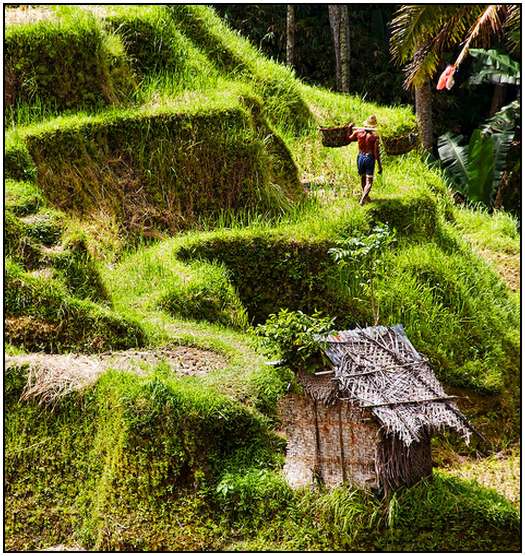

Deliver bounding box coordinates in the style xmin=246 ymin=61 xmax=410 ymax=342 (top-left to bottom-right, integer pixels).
xmin=6 ymin=346 xmax=228 ymax=404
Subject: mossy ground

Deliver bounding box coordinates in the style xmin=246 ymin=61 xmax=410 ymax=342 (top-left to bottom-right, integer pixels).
xmin=4 ymin=4 xmax=520 ymax=551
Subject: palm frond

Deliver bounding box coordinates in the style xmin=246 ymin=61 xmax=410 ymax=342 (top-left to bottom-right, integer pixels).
xmin=391 ymin=4 xmax=481 ymax=87
xmin=483 ymin=99 xmax=521 ymax=134
xmin=403 ymin=48 xmax=439 ymax=89
xmin=390 ymin=5 xmax=450 ymax=64
xmin=504 ymin=5 xmax=521 ymax=54
xmin=428 ymin=5 xmax=478 ymax=54
xmin=437 ymin=132 xmax=469 ymax=190
xmin=455 ymin=5 xmax=508 ymax=67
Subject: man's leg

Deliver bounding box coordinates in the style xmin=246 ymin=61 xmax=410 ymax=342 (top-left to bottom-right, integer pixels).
xmin=359 ymin=174 xmax=373 ymax=205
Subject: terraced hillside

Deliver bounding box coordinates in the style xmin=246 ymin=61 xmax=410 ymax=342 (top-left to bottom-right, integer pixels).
xmin=4 ymin=5 xmax=520 ymax=551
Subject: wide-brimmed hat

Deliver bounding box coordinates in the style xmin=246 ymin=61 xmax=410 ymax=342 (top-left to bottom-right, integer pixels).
xmin=363 ymin=114 xmax=378 ymax=127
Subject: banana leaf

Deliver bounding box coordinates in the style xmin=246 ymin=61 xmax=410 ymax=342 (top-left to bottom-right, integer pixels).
xmin=466 ymin=129 xmax=495 ymax=205
xmin=491 ymin=129 xmax=514 ymax=189
xmin=437 ymin=132 xmax=469 ymax=190
xmin=469 ymin=48 xmax=521 ymax=86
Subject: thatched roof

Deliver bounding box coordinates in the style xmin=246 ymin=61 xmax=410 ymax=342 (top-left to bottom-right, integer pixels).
xmin=317 ymin=325 xmax=474 ymax=447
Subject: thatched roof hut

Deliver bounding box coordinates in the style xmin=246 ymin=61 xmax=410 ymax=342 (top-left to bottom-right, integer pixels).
xmin=279 ymin=325 xmax=474 ymax=493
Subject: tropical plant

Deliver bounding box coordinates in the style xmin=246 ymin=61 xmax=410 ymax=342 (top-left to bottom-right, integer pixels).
xmin=329 ymin=224 xmax=396 ymax=325
xmin=255 ymin=309 xmax=335 ymax=373
xmin=469 ymin=48 xmax=521 ymax=86
xmin=438 ymin=128 xmax=513 ymax=207
xmin=390 ymin=4 xmax=520 ymax=151
xmin=439 ymin=45 xmax=520 ymax=209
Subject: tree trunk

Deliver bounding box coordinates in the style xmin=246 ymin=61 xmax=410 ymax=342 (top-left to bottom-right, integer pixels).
xmin=339 ymin=6 xmax=350 ymax=93
xmin=328 ymin=5 xmax=342 ymax=90
xmin=415 ymin=80 xmax=433 ymax=151
xmin=286 ymin=5 xmax=295 ymax=67
xmin=489 ymin=83 xmax=507 ymax=116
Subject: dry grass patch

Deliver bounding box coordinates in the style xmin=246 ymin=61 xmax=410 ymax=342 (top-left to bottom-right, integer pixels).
xmin=444 ymin=447 xmax=520 ymax=508
xmin=6 ymin=346 xmax=228 ymax=405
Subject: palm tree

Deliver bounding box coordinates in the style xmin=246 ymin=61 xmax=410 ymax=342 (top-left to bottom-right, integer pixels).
xmin=390 ymin=5 xmax=520 ymax=151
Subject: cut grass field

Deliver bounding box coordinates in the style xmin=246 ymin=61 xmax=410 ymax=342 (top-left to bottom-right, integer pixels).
xmin=4 ymin=3 xmax=520 ymax=551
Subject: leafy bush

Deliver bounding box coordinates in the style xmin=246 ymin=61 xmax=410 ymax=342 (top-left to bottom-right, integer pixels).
xmin=256 ymin=308 xmax=335 ymax=372
xmin=330 ymin=224 xmax=396 ymax=324
xmin=216 ymin=469 xmax=293 ymax=530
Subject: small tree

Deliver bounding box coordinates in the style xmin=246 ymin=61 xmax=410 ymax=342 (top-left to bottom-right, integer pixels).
xmin=329 ymin=224 xmax=396 ymax=325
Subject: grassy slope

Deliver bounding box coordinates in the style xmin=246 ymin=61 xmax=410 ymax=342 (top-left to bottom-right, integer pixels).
xmin=4 ymin=4 xmax=520 ymax=551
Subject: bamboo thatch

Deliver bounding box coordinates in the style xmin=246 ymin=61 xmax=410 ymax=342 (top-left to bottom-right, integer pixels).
xmin=317 ymin=325 xmax=473 ymax=447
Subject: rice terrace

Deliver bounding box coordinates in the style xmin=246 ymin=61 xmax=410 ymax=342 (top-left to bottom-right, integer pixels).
xmin=4 ymin=4 xmax=521 ymax=552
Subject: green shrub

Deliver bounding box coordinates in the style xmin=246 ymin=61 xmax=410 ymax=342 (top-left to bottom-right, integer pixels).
xmin=159 ymin=261 xmax=248 ymax=329
xmin=216 ymin=469 xmax=293 ymax=530
xmin=255 ymin=309 xmax=335 ymax=372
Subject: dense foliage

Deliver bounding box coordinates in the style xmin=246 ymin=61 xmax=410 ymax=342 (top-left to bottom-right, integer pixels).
xmin=4 ymin=4 xmax=520 ymax=551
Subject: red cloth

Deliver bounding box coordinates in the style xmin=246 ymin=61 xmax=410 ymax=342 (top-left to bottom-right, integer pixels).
xmin=437 ymin=65 xmax=456 ymax=90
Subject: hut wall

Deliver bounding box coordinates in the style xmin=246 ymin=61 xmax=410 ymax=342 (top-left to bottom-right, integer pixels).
xmin=278 ymin=393 xmax=380 ymax=489
xmin=376 ymin=431 xmax=433 ymax=493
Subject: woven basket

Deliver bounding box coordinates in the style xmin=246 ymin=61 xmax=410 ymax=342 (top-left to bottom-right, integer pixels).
xmin=320 ymin=125 xmax=351 ymax=148
xmin=383 ymin=132 xmax=419 ymax=155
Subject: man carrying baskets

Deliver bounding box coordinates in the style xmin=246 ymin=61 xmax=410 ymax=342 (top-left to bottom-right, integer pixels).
xmin=346 ymin=115 xmax=382 ymax=205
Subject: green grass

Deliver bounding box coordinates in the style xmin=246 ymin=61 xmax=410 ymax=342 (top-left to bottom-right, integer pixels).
xmin=5 ymin=7 xmax=133 ymax=114
xmin=454 ymin=206 xmax=520 ymax=254
xmin=4 ymin=3 xmax=521 ymax=551
xmin=6 ymin=90 xmax=303 ymax=241
xmin=5 ymin=360 xmax=519 ymax=551
xmin=5 ymin=258 xmax=145 ymax=353
xmin=226 ymin=472 xmax=519 ymax=551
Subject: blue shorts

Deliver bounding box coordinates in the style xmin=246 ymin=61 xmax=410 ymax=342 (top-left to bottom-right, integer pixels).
xmin=357 ymin=153 xmax=375 ymax=176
